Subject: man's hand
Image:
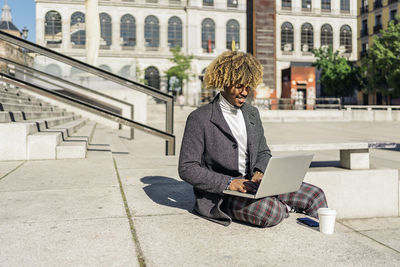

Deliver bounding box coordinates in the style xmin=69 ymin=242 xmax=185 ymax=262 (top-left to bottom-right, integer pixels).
xmin=228 ymin=179 xmax=258 ymax=193
xmin=251 ymin=171 xmax=264 ymax=184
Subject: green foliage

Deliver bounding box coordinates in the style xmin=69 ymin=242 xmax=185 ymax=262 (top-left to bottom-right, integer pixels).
xmin=165 ymin=46 xmax=194 ymax=90
xmin=312 ymin=46 xmax=358 ymax=97
xmin=364 ymin=16 xmax=400 ymax=97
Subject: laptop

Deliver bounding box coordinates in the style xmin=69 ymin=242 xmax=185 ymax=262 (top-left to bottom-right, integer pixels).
xmin=223 ymin=154 xmax=314 ymax=199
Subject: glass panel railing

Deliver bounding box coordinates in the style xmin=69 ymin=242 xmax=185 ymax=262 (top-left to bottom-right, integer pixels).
xmin=0 ymin=30 xmax=174 ymax=155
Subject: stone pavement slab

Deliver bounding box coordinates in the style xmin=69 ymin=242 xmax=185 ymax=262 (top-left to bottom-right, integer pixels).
xmin=0 ymin=158 xmax=118 ymax=191
xmin=132 ymin=212 xmax=400 ymax=267
xmin=0 ymin=218 xmax=138 ymax=267
xmin=0 ymin=160 xmax=24 ymax=179
xmin=124 ymin=180 xmax=194 ymax=216
xmin=0 ymin=187 xmax=125 ymax=224
xmin=117 ymin=168 xmax=180 ymax=186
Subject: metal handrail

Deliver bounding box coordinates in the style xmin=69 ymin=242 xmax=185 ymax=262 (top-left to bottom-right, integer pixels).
xmin=0 ymin=56 xmax=135 ymax=139
xmin=0 ymin=30 xmax=175 ymax=155
xmin=0 ymin=72 xmax=175 ymax=155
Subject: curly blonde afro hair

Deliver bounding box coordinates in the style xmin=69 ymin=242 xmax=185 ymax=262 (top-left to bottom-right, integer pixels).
xmin=203 ymin=50 xmax=263 ymax=90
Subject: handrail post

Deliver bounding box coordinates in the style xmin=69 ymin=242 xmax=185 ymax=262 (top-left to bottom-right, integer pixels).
xmin=130 ymin=105 xmax=134 ymax=140
xmin=166 ymin=98 xmax=175 ymax=155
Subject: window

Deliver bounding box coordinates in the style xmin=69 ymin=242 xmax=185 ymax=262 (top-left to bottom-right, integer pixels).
xmin=202 ymin=18 xmax=215 ymax=53
xmin=361 ymin=19 xmax=368 ymax=37
xmin=45 ymin=11 xmax=62 ymax=45
xmin=71 ymin=12 xmax=85 ymax=47
xmin=374 ymin=14 xmax=382 ymax=33
xmin=390 ymin=9 xmax=397 ymax=21
xmin=282 ymin=0 xmax=291 ymax=8
xmin=203 ymin=0 xmax=213 ymax=6
xmin=168 ymin=16 xmax=183 ymax=48
xmin=100 ymin=13 xmax=112 ymax=47
xmin=227 ymin=0 xmax=238 ymax=8
xmin=321 ymin=0 xmax=331 ymax=11
xmin=340 ymin=0 xmax=350 ymax=11
xmin=320 ymin=24 xmax=333 ymax=47
xmin=99 ymin=64 xmax=112 ymax=72
xmin=226 ymin=19 xmax=240 ymax=50
xmin=340 ymin=25 xmax=352 ymax=53
xmin=145 ymin=66 xmax=160 ymax=90
xmin=281 ymin=22 xmax=293 ymax=51
xmin=121 ymin=14 xmax=136 ymax=47
xmin=302 ymin=0 xmax=311 ymax=9
xmin=144 ymin=15 xmax=160 ymax=48
xmin=119 ymin=65 xmax=132 ymax=79
xmin=301 ymin=23 xmax=313 ymax=52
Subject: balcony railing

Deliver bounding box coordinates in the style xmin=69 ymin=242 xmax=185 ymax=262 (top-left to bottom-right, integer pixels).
xmin=360 ymin=5 xmax=369 ymax=14
xmin=373 ymin=24 xmax=382 ymax=34
xmin=360 ymin=28 xmax=369 ymax=37
xmin=389 ymin=0 xmax=398 ymax=5
xmin=374 ymin=0 xmax=382 ymax=10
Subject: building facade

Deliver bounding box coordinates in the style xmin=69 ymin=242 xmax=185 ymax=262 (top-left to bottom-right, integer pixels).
xmin=275 ymin=0 xmax=358 ymax=99
xmin=358 ymin=0 xmax=399 ymax=104
xmin=35 ymin=0 xmax=247 ymax=105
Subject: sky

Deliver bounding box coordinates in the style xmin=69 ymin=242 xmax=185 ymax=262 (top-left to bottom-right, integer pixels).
xmin=1 ymin=0 xmax=36 ymax=42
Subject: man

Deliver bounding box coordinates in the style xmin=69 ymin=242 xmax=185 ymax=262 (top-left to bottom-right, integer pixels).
xmin=178 ymin=51 xmax=327 ymax=227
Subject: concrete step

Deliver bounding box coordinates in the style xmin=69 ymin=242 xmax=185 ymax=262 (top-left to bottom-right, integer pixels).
xmin=0 ymin=103 xmax=56 ymax=112
xmin=0 ymin=111 xmax=11 ymax=122
xmin=0 ymin=91 xmax=34 ymax=101
xmin=0 ymin=96 xmax=52 ymax=107
xmin=27 ymin=118 xmax=88 ymax=160
xmin=56 ymin=121 xmax=97 ymax=159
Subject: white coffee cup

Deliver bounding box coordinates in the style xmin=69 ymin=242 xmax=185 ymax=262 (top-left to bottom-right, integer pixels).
xmin=317 ymin=208 xmax=337 ymax=234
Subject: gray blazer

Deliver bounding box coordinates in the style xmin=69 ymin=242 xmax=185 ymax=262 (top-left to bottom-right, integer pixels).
xmin=178 ymin=94 xmax=272 ymax=226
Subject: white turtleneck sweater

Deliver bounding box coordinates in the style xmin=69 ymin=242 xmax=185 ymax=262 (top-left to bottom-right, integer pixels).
xmin=219 ymin=94 xmax=248 ymax=176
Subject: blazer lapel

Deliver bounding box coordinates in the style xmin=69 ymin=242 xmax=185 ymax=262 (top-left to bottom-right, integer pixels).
xmin=210 ymin=94 xmax=235 ymax=141
xmin=241 ymin=103 xmax=257 ymax=170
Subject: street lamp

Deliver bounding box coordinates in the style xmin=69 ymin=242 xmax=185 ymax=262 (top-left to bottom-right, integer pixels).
xmin=22 ymin=26 xmax=29 ymax=40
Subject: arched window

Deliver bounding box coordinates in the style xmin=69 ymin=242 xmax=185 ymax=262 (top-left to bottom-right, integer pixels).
xmin=145 ymin=66 xmax=160 ymax=90
xmin=44 ymin=11 xmax=62 ymax=45
xmin=340 ymin=25 xmax=352 ymax=53
xmin=281 ymin=22 xmax=293 ymax=51
xmin=168 ymin=16 xmax=183 ymax=48
xmin=100 ymin=13 xmax=112 ymax=47
xmin=321 ymin=0 xmax=331 ymax=11
xmin=301 ymin=23 xmax=313 ymax=52
xmin=227 ymin=0 xmax=238 ymax=8
xmin=71 ymin=12 xmax=85 ymax=47
xmin=320 ymin=24 xmax=333 ymax=47
xmin=226 ymin=19 xmax=240 ymax=50
xmin=45 ymin=64 xmax=62 ymax=77
xmin=202 ymin=18 xmax=215 ymax=53
xmin=144 ymin=15 xmax=159 ymax=48
xmin=203 ymin=0 xmax=213 ymax=6
xmin=340 ymin=0 xmax=350 ymax=11
xmin=121 ymin=14 xmax=136 ymax=47
xmin=99 ymin=64 xmax=112 ymax=72
xmin=119 ymin=65 xmax=132 ymax=79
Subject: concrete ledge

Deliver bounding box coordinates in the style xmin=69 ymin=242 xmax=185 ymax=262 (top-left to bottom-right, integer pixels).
xmin=305 ymin=168 xmax=399 ymax=219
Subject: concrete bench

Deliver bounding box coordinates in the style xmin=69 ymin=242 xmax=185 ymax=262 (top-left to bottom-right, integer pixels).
xmin=269 ymin=142 xmax=371 ymax=170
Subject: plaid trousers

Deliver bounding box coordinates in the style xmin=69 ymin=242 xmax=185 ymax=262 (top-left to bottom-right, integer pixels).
xmin=222 ymin=182 xmax=328 ymax=228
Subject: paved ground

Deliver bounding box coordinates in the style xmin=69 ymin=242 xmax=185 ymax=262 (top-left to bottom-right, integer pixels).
xmin=1 ymin=107 xmax=400 ymax=266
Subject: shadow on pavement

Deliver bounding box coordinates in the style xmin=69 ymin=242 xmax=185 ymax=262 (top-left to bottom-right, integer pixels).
xmin=310 ymin=161 xmax=341 ymax=168
xmin=141 ymin=176 xmax=195 ymax=212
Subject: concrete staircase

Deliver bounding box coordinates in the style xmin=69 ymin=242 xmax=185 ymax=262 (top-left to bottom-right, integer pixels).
xmin=0 ymin=84 xmax=98 ymax=160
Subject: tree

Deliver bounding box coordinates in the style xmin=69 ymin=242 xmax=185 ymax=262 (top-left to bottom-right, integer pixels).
xmin=312 ymin=46 xmax=359 ymax=97
xmin=363 ymin=16 xmax=400 ymax=98
xmin=165 ymin=46 xmax=193 ymax=94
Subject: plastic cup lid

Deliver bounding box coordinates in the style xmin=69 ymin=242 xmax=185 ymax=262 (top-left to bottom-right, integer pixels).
xmin=317 ymin=208 xmax=337 ymax=215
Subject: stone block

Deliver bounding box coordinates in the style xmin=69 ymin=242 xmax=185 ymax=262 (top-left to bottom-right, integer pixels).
xmin=340 ymin=149 xmax=369 ymax=169
xmin=305 ymin=168 xmax=398 ymax=219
